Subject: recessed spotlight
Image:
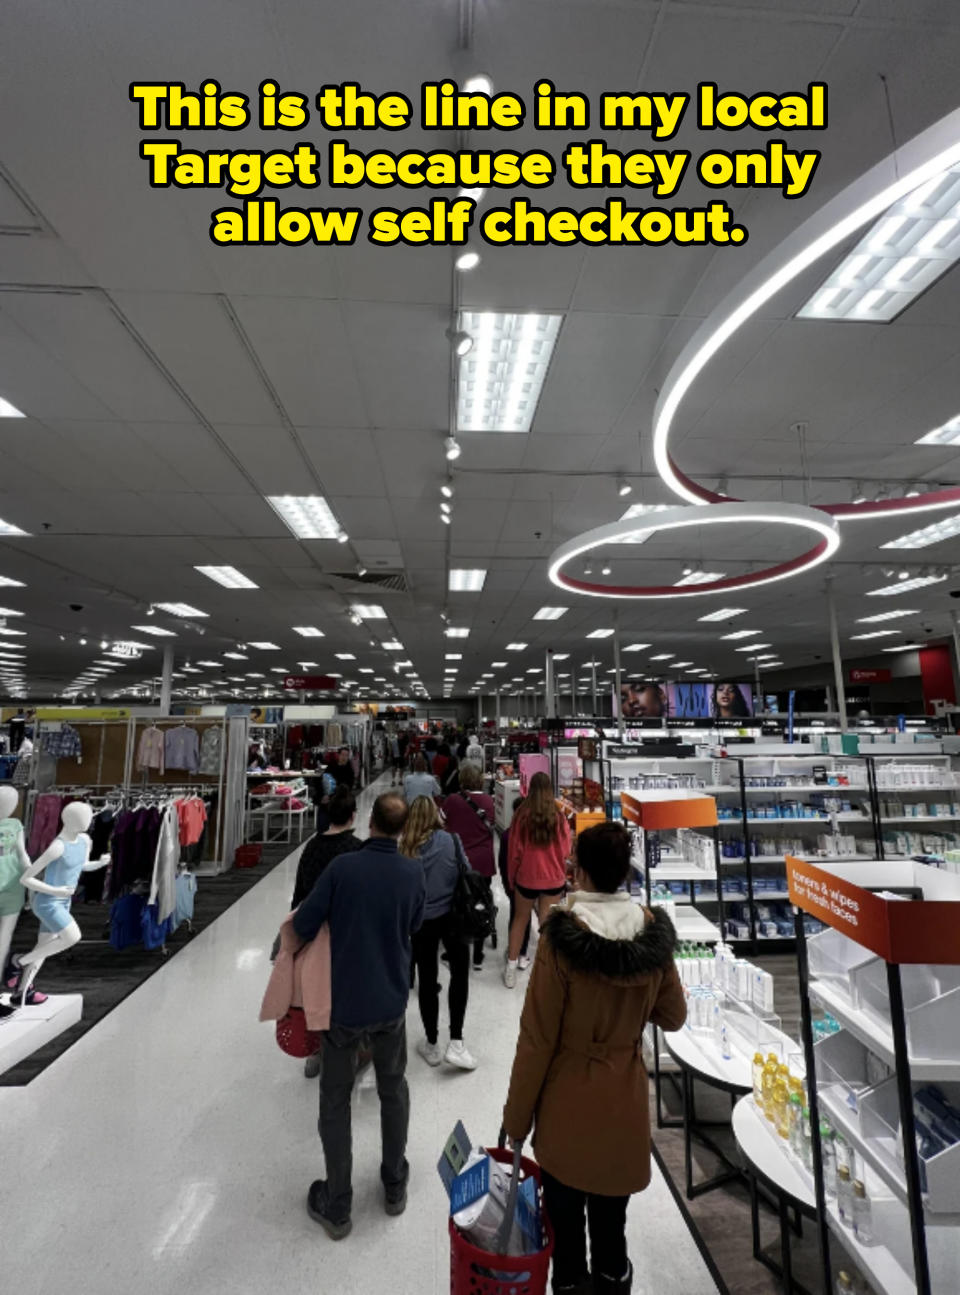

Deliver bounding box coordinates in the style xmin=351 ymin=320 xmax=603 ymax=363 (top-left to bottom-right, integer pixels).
xmin=455 ymin=250 xmax=481 ymax=271
xmin=617 ymin=478 xmax=632 ymax=497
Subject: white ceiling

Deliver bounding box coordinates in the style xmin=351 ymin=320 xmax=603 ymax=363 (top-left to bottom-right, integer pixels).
xmin=0 ymin=0 xmax=959 ymax=701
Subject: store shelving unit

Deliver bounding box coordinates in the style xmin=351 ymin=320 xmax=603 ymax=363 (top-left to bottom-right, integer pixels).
xmin=789 ymin=855 xmax=960 ymax=1295
xmin=868 ymin=753 xmax=960 ymax=863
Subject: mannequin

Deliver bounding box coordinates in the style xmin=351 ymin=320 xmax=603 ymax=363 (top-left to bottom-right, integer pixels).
xmin=6 ymin=802 xmax=110 ymax=1012
xmin=0 ymin=785 xmax=30 ymax=996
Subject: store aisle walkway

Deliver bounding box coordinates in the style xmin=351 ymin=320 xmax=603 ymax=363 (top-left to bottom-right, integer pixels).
xmin=0 ymin=774 xmax=718 ymax=1295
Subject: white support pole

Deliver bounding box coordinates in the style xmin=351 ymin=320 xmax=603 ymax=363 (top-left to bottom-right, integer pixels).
xmin=826 ymin=576 xmax=848 ymax=733
xmin=613 ymin=610 xmax=624 ymax=741
xmin=160 ymin=645 xmax=174 ymax=714
xmin=591 ymin=662 xmax=598 ymax=716
xmin=545 ymin=649 xmax=556 ymax=719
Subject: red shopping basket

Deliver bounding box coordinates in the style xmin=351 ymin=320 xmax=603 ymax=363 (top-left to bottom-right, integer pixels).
xmin=234 ymin=843 xmax=263 ymax=869
xmin=449 ymin=1145 xmax=553 ymax=1295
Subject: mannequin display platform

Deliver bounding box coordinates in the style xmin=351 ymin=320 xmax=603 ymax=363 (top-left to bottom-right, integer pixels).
xmin=3 ymin=802 xmax=109 ymax=1018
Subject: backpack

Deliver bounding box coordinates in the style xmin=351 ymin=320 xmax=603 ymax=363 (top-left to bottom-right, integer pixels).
xmin=447 ymin=835 xmax=496 ymax=945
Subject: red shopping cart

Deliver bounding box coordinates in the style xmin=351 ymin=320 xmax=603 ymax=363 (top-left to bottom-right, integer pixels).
xmin=449 ymin=1140 xmax=554 ymax=1295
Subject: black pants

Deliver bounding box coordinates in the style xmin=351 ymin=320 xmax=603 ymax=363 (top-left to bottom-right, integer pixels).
xmin=472 ymin=875 xmax=494 ymax=964
xmin=319 ymin=1016 xmax=410 ymax=1223
xmin=542 ymin=1169 xmax=629 ymax=1287
xmin=411 ymin=912 xmax=470 ymax=1043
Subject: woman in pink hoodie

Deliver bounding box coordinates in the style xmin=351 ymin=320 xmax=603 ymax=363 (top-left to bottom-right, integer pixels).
xmin=504 ymin=772 xmax=570 ymax=989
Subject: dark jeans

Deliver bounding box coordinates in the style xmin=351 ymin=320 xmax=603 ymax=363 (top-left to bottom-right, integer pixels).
xmin=542 ymin=1169 xmax=629 ymax=1286
xmin=411 ymin=912 xmax=469 ymax=1043
xmin=319 ymin=1016 xmax=410 ymax=1223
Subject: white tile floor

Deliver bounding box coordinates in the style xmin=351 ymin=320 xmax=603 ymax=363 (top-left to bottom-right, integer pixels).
xmin=0 ymin=774 xmax=718 ymax=1295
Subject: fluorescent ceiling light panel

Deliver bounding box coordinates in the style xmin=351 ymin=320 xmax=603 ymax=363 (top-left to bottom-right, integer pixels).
xmin=867 ymin=574 xmax=947 ymax=595
xmin=293 ymin=626 xmax=325 ymax=637
xmin=882 ymin=643 xmax=922 ymax=653
xmin=881 ymin=512 xmax=960 ymax=549
xmin=533 ymin=606 xmax=568 ymax=620
xmin=856 ymin=609 xmax=918 ymax=623
xmin=675 ymin=570 xmax=726 ymax=586
xmin=622 ymin=643 xmax=650 ymax=652
xmin=0 ymin=628 xmax=26 ymax=636
xmin=0 ymin=577 xmax=24 ymax=588
xmin=358 ymin=667 xmax=375 ymax=674
xmin=586 ymin=629 xmax=614 ymax=639
xmin=799 ymin=163 xmax=960 ymax=322
xmin=721 ymin=629 xmax=763 ymax=640
xmin=616 ymin=502 xmax=673 ymax=542
xmin=334 ymin=653 xmax=355 ymax=660
xmin=448 ymin=568 xmax=487 ymax=592
xmin=736 ymin=643 xmax=772 ymax=651
xmin=445 ymin=653 xmax=463 ymax=660
xmin=698 ymin=607 xmax=746 ymax=622
xmin=351 ymin=604 xmax=387 ymax=620
xmin=650 ymin=653 xmax=674 ymax=661
xmin=445 ymin=627 xmax=469 ymax=638
xmin=916 ymin=413 xmax=960 ymax=447
xmin=672 ymin=660 xmax=694 ymax=668
xmin=222 ymin=651 xmax=248 ymax=660
xmin=0 ymin=396 xmax=25 ymax=418
xmin=248 ymin=642 xmax=280 ymax=650
xmin=382 ymin=641 xmax=404 ymax=650
xmin=131 ymin=625 xmax=176 ymax=637
xmin=850 ymin=629 xmax=901 ymax=639
xmin=266 ymin=494 xmax=344 ymax=540
xmin=506 ymin=642 xmax=527 ymax=650
xmin=154 ymin=602 xmax=207 ymax=618
xmin=195 ymin=565 xmax=258 ymax=589
xmin=457 ymin=311 xmax=562 ymax=433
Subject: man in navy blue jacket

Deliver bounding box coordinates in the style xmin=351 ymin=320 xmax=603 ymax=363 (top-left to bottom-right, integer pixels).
xmin=293 ymin=791 xmax=425 ymax=1239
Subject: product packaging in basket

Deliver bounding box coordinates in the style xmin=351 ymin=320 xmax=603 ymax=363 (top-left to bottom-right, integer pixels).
xmin=450 ymin=1150 xmax=540 ymax=1257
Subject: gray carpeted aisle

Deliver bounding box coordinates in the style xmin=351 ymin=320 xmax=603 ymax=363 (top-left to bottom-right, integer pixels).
xmin=1 ymin=841 xmax=294 ymax=1086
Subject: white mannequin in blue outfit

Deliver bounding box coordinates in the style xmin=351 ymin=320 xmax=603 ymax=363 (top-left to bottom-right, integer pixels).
xmin=10 ymin=801 xmax=110 ymax=1008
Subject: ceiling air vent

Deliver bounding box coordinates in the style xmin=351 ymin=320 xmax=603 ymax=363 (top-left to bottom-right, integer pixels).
xmin=329 ymin=569 xmax=409 ymax=593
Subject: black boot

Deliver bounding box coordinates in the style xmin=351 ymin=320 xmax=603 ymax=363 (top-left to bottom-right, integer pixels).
xmin=552 ymin=1277 xmax=592 ymax=1295
xmin=594 ymin=1260 xmax=633 ymax=1294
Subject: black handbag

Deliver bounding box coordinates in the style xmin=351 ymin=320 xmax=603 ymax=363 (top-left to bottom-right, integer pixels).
xmin=447 ymin=836 xmax=497 ymax=945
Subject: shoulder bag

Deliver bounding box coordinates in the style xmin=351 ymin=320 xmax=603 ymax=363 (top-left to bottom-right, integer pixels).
xmin=447 ymin=833 xmax=496 ymax=945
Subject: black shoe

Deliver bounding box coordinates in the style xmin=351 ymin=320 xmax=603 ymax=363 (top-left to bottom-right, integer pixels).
xmin=306 ymin=1180 xmax=352 ymax=1240
xmin=594 ymin=1260 xmax=633 ymax=1294
xmin=552 ymin=1273 xmax=592 ymax=1295
xmin=384 ymin=1185 xmax=407 ymax=1216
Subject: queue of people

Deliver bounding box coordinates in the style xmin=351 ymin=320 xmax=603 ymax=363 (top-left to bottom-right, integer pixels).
xmin=273 ymin=769 xmax=684 ymax=1295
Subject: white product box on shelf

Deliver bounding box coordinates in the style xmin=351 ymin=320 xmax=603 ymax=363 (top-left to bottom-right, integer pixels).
xmin=860 ymin=1077 xmax=960 ymax=1215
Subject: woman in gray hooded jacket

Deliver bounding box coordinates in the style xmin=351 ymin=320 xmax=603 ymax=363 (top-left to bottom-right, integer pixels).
xmin=400 ymin=796 xmax=477 ymax=1071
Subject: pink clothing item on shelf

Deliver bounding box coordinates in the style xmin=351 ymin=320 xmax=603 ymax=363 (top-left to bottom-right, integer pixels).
xmin=259 ymin=912 xmax=331 ymax=1032
xmin=507 ymin=813 xmax=571 ymax=892
xmin=28 ymin=793 xmax=64 ymax=859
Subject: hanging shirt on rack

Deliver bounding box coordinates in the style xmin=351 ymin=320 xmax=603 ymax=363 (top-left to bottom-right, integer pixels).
xmin=137 ymin=726 xmax=165 ymax=775
xmin=150 ymin=803 xmax=179 ymax=925
xmin=198 ymin=726 xmax=223 ymax=776
xmin=165 ymin=725 xmax=200 ymax=774
xmin=84 ymin=807 xmax=116 ymax=903
xmin=42 ymin=723 xmax=83 ymax=761
xmin=176 ymin=796 xmax=207 ymax=847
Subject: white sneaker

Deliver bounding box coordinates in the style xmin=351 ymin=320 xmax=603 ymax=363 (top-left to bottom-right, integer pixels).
xmin=445 ymin=1040 xmax=477 ymax=1070
xmin=518 ymin=955 xmax=531 ymax=971
xmin=417 ymin=1039 xmax=442 ymax=1067
xmin=503 ymin=962 xmax=518 ymax=989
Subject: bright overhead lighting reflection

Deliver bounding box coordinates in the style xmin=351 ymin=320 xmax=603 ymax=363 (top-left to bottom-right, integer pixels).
xmin=881 ymin=512 xmax=960 ymax=549
xmin=351 ymin=604 xmax=387 ymax=620
xmin=856 ymin=608 xmax=918 ymax=623
xmin=650 ymin=653 xmax=674 ymax=661
xmin=195 ymin=565 xmax=258 ymax=589
xmin=457 ymin=311 xmax=562 ymax=433
xmin=735 ymin=642 xmax=772 ymax=651
xmin=154 ymin=602 xmax=208 ymax=618
xmin=622 ymin=643 xmax=650 ymax=652
xmin=882 ymin=643 xmax=923 ymax=653
xmin=448 ymin=568 xmax=487 ymax=592
xmin=0 ymin=396 xmax=25 ymax=418
xmin=799 ymin=161 xmax=960 ymax=322
xmin=722 ymin=629 xmax=763 ymax=640
xmin=445 ymin=627 xmax=469 ymax=638
xmin=455 ymin=250 xmax=481 ymax=271
xmin=916 ymin=413 xmax=960 ymax=447
xmin=131 ymin=625 xmax=177 ymax=637
xmin=533 ymin=606 xmax=568 ymax=620
xmin=248 ymin=641 xmax=280 ymax=650
xmin=266 ymin=495 xmax=345 ymax=540
xmin=506 ymin=642 xmax=527 ymax=650
xmin=675 ymin=570 xmax=726 ymax=586
xmin=867 ymin=574 xmax=947 ymax=595
xmin=293 ymin=626 xmax=324 ymax=637
xmin=0 ymin=576 xmax=24 ymax=587
xmin=699 ymin=607 xmax=747 ymax=622
xmin=586 ymin=629 xmax=614 ymax=639
xmin=850 ymin=628 xmax=901 ymax=639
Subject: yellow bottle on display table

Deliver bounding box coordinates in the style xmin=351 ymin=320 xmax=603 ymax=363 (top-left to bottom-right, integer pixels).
xmin=774 ymin=1080 xmax=790 ymax=1139
xmin=761 ymin=1062 xmax=778 ymax=1121
xmin=752 ymin=1052 xmax=765 ymax=1104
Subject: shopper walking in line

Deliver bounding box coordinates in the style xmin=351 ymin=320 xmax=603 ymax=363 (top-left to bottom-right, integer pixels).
xmin=498 ymin=796 xmax=531 ymax=969
xmin=293 ymin=793 xmax=425 ymax=1240
xmin=438 ymin=749 xmax=461 ymax=796
xmin=400 ymin=796 xmax=477 ymax=1071
xmin=504 ymin=772 xmax=570 ymax=988
xmin=403 ymin=753 xmax=441 ymax=804
xmin=328 ymin=747 xmax=356 ymax=791
xmin=502 ymin=822 xmax=686 ymax=1295
xmin=441 ymin=761 xmax=496 ymax=970
xmin=290 ymin=787 xmax=362 ymax=910
xmin=388 ymin=732 xmax=402 ymax=784
xmin=431 ymin=741 xmax=453 ymax=786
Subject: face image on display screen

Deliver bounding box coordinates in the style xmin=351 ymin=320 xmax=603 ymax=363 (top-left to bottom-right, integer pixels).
xmin=665 ymin=682 xmax=754 ymax=719
xmin=711 ymin=682 xmax=754 ymax=719
xmin=619 ymin=682 xmax=668 ymax=717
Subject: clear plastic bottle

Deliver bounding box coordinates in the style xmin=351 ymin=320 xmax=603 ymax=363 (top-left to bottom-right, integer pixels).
xmin=774 ymin=1080 xmax=790 ymax=1139
xmin=820 ymin=1122 xmax=838 ymax=1195
xmin=788 ymin=1091 xmax=803 ymax=1156
xmin=853 ymin=1179 xmax=873 ymax=1245
xmin=752 ymin=1051 xmax=765 ymax=1104
xmin=837 ymin=1164 xmax=853 ymax=1226
xmin=800 ymin=1107 xmax=813 ymax=1171
xmin=762 ymin=1062 xmax=778 ymax=1121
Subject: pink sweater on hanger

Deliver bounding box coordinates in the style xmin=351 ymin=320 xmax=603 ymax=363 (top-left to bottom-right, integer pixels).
xmin=259 ymin=912 xmax=331 ymax=1031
